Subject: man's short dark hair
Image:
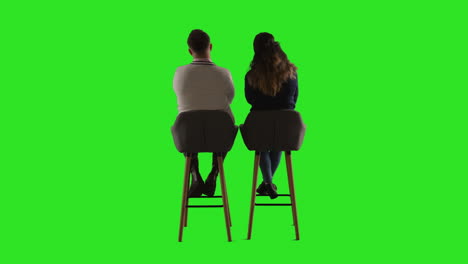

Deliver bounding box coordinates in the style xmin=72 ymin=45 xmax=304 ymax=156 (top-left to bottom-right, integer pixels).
xmin=187 ymin=29 xmax=210 ymax=54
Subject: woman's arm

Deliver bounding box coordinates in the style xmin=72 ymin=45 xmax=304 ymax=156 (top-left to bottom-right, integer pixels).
xmin=293 ymin=74 xmax=298 ymax=104
xmin=280 ymin=75 xmax=298 ymax=109
xmin=245 ymin=75 xmax=254 ymax=105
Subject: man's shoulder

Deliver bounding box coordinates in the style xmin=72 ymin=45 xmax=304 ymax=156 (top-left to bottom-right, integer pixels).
xmin=213 ymin=64 xmax=230 ymax=72
xmin=211 ymin=65 xmax=232 ymax=78
xmin=175 ymin=64 xmax=231 ymax=77
xmin=175 ymin=64 xmax=192 ymax=72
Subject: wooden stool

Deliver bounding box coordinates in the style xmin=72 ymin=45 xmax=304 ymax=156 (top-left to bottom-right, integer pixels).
xmin=171 ymin=110 xmax=238 ymax=242
xmin=240 ymin=110 xmax=306 ymax=240
xmin=247 ymin=151 xmax=299 ymax=240
xmin=179 ymin=152 xmax=232 ymax=242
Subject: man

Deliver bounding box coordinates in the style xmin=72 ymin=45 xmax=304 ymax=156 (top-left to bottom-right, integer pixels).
xmin=173 ymin=29 xmax=235 ymax=197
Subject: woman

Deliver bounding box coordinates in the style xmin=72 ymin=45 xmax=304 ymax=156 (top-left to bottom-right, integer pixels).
xmin=245 ymin=32 xmax=298 ymax=199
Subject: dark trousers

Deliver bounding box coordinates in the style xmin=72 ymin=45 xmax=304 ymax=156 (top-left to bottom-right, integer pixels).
xmin=188 ymin=152 xmax=227 ymax=167
xmin=259 ymin=151 xmax=282 ymax=183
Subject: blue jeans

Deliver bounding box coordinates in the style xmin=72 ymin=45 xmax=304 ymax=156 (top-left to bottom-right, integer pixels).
xmin=259 ymin=151 xmax=282 ymax=183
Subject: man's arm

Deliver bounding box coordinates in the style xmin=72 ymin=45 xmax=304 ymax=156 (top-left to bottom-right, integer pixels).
xmin=173 ymin=69 xmax=180 ymax=106
xmin=226 ymin=71 xmax=235 ymax=104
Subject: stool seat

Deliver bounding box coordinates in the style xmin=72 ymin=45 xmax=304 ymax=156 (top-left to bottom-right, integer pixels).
xmin=240 ymin=110 xmax=305 ymax=151
xmin=172 ymin=110 xmax=238 ymax=153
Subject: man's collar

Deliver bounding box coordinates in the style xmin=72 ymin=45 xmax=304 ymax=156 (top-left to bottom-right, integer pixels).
xmin=191 ymin=58 xmax=214 ymax=65
xmin=193 ymin=58 xmax=212 ymax=62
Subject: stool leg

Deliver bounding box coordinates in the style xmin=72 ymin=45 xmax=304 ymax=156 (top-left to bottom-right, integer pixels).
xmin=183 ymin=159 xmax=191 ymax=228
xmin=183 ymin=165 xmax=190 ymax=227
xmin=217 ymin=154 xmax=232 ymax=226
xmin=178 ymin=154 xmax=192 ymax=242
xmin=218 ymin=156 xmax=232 ymax=242
xmin=285 ymin=151 xmax=300 ymax=240
xmin=247 ymin=152 xmax=261 ymax=240
xmin=226 ymin=195 xmax=232 ymax=227
xmin=184 ymin=200 xmax=189 ymax=227
xmin=223 ymin=162 xmax=232 ymax=227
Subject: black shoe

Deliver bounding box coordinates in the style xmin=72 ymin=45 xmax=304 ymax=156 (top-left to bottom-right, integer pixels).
xmin=188 ymin=179 xmax=204 ymax=197
xmin=188 ymin=156 xmax=204 ymax=197
xmin=204 ymin=154 xmax=222 ymax=197
xmin=257 ymin=182 xmax=277 ymax=195
xmin=203 ymin=168 xmax=219 ymax=197
xmin=264 ymin=183 xmax=278 ymax=199
xmin=256 ymin=182 xmax=268 ymax=195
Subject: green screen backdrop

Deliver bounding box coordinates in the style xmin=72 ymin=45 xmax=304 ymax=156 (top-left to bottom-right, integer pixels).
xmin=1 ymin=0 xmax=466 ymax=263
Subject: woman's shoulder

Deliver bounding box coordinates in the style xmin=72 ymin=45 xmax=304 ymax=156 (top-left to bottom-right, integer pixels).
xmin=288 ymin=72 xmax=298 ymax=84
xmin=291 ymin=71 xmax=298 ymax=79
xmin=245 ymin=70 xmax=252 ymax=80
xmin=245 ymin=71 xmax=254 ymax=88
xmin=283 ymin=72 xmax=298 ymax=84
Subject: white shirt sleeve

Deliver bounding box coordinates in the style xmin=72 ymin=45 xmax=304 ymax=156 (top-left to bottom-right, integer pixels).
xmin=225 ymin=71 xmax=235 ymax=104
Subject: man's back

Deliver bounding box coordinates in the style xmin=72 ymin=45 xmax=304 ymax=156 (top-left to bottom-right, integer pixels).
xmin=173 ymin=29 xmax=235 ymax=199
xmin=173 ymin=61 xmax=234 ymax=116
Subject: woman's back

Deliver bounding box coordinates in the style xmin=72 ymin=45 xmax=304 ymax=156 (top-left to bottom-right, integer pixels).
xmin=245 ymin=73 xmax=298 ymax=111
xmin=244 ymin=32 xmax=298 ymax=111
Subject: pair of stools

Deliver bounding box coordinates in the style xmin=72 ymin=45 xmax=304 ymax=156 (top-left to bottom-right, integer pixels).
xmin=171 ymin=110 xmax=306 ymax=242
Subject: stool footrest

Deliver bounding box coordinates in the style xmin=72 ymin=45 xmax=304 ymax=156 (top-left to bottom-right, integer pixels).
xmin=256 ymin=194 xmax=290 ymax=196
xmin=255 ymin=203 xmax=292 ymax=206
xmin=187 ymin=205 xmax=224 ymax=208
xmin=189 ymin=196 xmax=223 ymax=198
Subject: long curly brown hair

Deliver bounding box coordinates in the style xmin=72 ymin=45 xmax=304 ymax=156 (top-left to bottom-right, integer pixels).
xmin=246 ymin=32 xmax=297 ymax=96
